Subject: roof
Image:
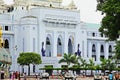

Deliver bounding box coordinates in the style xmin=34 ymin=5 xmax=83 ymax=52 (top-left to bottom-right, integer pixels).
xmin=86 ymin=23 xmax=101 ymax=29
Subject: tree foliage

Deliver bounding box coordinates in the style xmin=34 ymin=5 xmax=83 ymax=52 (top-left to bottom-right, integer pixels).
xmin=17 ymin=52 xmax=42 ymax=75
xmin=100 ymin=58 xmax=116 ymax=71
xmin=114 ymin=41 xmax=120 ymax=63
xmin=59 ymin=53 xmax=79 ymax=66
xmin=17 ymin=52 xmax=42 ymax=65
xmin=97 ymin=0 xmax=120 ymax=41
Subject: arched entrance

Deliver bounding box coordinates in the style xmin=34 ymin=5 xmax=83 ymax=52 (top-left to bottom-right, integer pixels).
xmin=68 ymin=38 xmax=73 ymax=54
xmin=46 ymin=36 xmax=52 ymax=57
xmin=57 ymin=37 xmax=63 ymax=57
xmin=4 ymin=39 xmax=9 ymax=48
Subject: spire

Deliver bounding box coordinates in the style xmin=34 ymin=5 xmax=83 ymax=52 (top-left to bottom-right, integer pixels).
xmin=0 ymin=0 xmax=4 ymax=5
xmin=14 ymin=0 xmax=33 ymax=6
xmin=14 ymin=0 xmax=27 ymax=6
xmin=0 ymin=26 xmax=4 ymax=48
xmin=0 ymin=0 xmax=8 ymax=10
xmin=67 ymin=0 xmax=77 ymax=9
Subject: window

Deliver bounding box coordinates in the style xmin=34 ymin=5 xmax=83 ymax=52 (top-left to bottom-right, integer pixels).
xmin=92 ymin=32 xmax=95 ymax=37
xmin=46 ymin=37 xmax=50 ymax=45
xmin=100 ymin=45 xmax=104 ymax=52
xmin=92 ymin=44 xmax=96 ymax=52
xmin=5 ymin=26 xmax=8 ymax=31
xmin=58 ymin=38 xmax=61 ymax=45
xmin=109 ymin=45 xmax=112 ymax=53
xmin=101 ymin=33 xmax=103 ymax=37
xmin=4 ymin=39 xmax=9 ymax=48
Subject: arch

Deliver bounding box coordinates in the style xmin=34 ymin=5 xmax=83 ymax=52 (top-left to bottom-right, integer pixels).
xmin=4 ymin=39 xmax=9 ymax=48
xmin=100 ymin=45 xmax=104 ymax=53
xmin=92 ymin=44 xmax=96 ymax=52
xmin=57 ymin=36 xmax=63 ymax=57
xmin=46 ymin=34 xmax=52 ymax=57
xmin=109 ymin=45 xmax=112 ymax=53
xmin=68 ymin=38 xmax=73 ymax=54
xmin=92 ymin=32 xmax=95 ymax=37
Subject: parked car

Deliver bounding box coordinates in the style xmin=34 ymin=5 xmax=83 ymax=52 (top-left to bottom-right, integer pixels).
xmin=64 ymin=71 xmax=76 ymax=80
xmin=40 ymin=72 xmax=49 ymax=79
xmin=94 ymin=73 xmax=102 ymax=80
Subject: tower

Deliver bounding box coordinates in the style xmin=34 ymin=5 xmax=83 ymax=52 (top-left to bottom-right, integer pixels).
xmin=0 ymin=0 xmax=8 ymax=13
xmin=0 ymin=26 xmax=4 ymax=48
xmin=67 ymin=0 xmax=77 ymax=10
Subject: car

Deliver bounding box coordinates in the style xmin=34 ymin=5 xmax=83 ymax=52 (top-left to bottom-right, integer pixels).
xmin=94 ymin=73 xmax=102 ymax=80
xmin=40 ymin=72 xmax=49 ymax=79
xmin=64 ymin=71 xmax=76 ymax=80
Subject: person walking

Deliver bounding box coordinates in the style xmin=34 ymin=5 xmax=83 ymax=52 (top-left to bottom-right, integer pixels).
xmin=109 ymin=72 xmax=113 ymax=80
xmin=23 ymin=73 xmax=27 ymax=80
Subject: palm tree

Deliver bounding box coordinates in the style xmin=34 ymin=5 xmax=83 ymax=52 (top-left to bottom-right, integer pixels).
xmin=88 ymin=58 xmax=95 ymax=76
xmin=59 ymin=53 xmax=79 ymax=66
xmin=100 ymin=58 xmax=116 ymax=74
xmin=78 ymin=57 xmax=88 ymax=76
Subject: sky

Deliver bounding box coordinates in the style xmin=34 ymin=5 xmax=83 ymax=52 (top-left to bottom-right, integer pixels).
xmin=3 ymin=0 xmax=103 ymax=24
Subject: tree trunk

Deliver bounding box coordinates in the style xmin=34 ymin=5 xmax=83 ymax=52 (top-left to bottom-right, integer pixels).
xmin=22 ymin=65 xmax=24 ymax=76
xmin=28 ymin=65 xmax=30 ymax=76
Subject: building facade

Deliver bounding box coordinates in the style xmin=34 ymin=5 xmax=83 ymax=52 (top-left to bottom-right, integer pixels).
xmin=0 ymin=0 xmax=115 ymax=74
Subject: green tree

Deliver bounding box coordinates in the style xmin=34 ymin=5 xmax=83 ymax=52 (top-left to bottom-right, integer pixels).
xmin=100 ymin=58 xmax=116 ymax=72
xmin=78 ymin=58 xmax=88 ymax=75
xmin=97 ymin=0 xmax=120 ymax=41
xmin=97 ymin=0 xmax=120 ymax=68
xmin=113 ymin=41 xmax=120 ymax=63
xmin=59 ymin=53 xmax=79 ymax=66
xmin=88 ymin=58 xmax=95 ymax=75
xmin=17 ymin=52 xmax=42 ymax=75
xmin=78 ymin=57 xmax=88 ymax=69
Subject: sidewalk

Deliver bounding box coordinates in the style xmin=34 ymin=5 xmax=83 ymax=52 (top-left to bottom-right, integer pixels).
xmin=4 ymin=77 xmax=94 ymax=80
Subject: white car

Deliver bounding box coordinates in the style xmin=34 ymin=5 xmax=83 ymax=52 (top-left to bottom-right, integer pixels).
xmin=94 ymin=73 xmax=102 ymax=80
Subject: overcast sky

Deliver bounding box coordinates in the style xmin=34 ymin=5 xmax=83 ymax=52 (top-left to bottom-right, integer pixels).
xmin=3 ymin=0 xmax=103 ymax=24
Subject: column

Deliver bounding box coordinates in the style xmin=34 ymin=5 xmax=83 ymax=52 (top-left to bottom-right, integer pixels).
xmin=105 ymin=43 xmax=109 ymax=59
xmin=53 ymin=31 xmax=57 ymax=57
xmin=96 ymin=42 xmax=100 ymax=63
xmin=88 ymin=42 xmax=92 ymax=58
xmin=64 ymin=32 xmax=68 ymax=54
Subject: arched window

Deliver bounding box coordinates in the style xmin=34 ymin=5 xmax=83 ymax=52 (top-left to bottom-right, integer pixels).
xmin=46 ymin=37 xmax=50 ymax=45
xmin=101 ymin=33 xmax=103 ymax=37
xmin=4 ymin=39 xmax=9 ymax=48
xmin=5 ymin=26 xmax=8 ymax=31
xmin=100 ymin=45 xmax=104 ymax=52
xmin=46 ymin=36 xmax=51 ymax=57
xmin=109 ymin=45 xmax=112 ymax=53
xmin=68 ymin=38 xmax=73 ymax=54
xmin=92 ymin=33 xmax=95 ymax=37
xmin=92 ymin=44 xmax=96 ymax=52
xmin=57 ymin=38 xmax=62 ymax=57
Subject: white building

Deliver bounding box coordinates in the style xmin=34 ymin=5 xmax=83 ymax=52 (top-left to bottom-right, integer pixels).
xmin=0 ymin=0 xmax=115 ymax=74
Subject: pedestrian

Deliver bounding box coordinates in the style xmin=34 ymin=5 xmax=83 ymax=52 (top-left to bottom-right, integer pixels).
xmin=23 ymin=73 xmax=27 ymax=80
xmin=35 ymin=73 xmax=38 ymax=80
xmin=115 ymin=73 xmax=119 ymax=80
xmin=109 ymin=72 xmax=113 ymax=80
xmin=11 ymin=72 xmax=15 ymax=80
xmin=18 ymin=72 xmax=21 ymax=80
